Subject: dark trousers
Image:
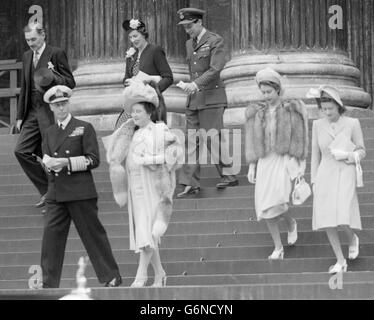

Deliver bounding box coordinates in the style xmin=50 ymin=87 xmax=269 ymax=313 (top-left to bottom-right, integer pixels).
xmin=178 ymin=107 xmax=236 ymax=188
xmin=14 ymin=105 xmax=54 ymax=196
xmin=41 ymin=198 xmax=120 ymax=288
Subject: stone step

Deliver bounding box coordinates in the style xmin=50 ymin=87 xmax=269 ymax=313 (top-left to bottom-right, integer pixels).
xmin=2 ymin=229 xmax=374 ymax=253
xmin=2 ymin=215 xmax=374 ymax=241
xmin=2 ymin=257 xmax=374 ymax=281
xmin=2 ymin=281 xmax=374 ymax=300
xmin=1 ymin=243 xmax=374 ymax=268
xmin=2 ymin=271 xmax=374 ymax=290
xmin=2 ymin=190 xmax=374 ymax=211
xmin=2 ymin=206 xmax=374 ymax=228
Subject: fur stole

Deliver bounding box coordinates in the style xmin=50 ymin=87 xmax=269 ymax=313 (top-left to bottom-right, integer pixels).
xmin=244 ymin=100 xmax=309 ymax=163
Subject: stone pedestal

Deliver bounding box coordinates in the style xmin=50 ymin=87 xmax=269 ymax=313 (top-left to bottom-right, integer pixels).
xmin=221 ymin=0 xmax=372 ymax=123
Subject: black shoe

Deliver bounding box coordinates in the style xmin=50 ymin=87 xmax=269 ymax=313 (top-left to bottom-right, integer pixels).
xmin=177 ymin=186 xmax=200 ymax=198
xmin=216 ymin=178 xmax=239 ymax=189
xmin=35 ymin=195 xmax=46 ymax=208
xmin=105 ymin=276 xmax=122 ymax=288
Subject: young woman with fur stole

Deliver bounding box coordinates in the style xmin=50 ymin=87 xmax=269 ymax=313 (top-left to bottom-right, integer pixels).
xmin=103 ymin=81 xmax=183 ymax=287
xmin=245 ymin=68 xmax=309 ymax=260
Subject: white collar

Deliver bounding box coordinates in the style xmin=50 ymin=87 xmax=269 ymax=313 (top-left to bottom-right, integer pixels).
xmin=58 ymin=113 xmax=72 ymax=130
xmin=34 ymin=42 xmax=46 ymax=56
xmin=197 ymin=28 xmax=207 ymax=43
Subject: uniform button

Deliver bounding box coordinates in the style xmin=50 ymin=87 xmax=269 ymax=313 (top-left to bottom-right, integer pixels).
xmin=55 ymin=173 xmax=59 ymax=177
xmin=193 ymin=52 xmax=197 ymax=55
xmin=216 ymin=86 xmax=219 ymax=88
xmin=66 ymin=150 xmax=70 ymax=155
xmin=194 ymin=62 xmax=197 ymax=65
xmin=54 ymin=152 xmax=58 ymax=156
xmin=68 ymin=172 xmax=71 ymax=175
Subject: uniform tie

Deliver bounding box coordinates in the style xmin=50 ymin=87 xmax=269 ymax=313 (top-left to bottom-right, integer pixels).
xmin=59 ymin=123 xmax=64 ymax=131
xmin=192 ymin=37 xmax=198 ymax=48
xmin=33 ymin=51 xmax=39 ymax=68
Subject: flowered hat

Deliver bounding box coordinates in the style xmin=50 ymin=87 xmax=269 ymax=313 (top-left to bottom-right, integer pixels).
xmin=122 ymin=80 xmax=159 ymax=113
xmin=122 ymin=18 xmax=146 ymax=31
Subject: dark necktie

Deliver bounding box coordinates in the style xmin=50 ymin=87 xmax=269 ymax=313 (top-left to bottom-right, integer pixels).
xmin=59 ymin=123 xmax=64 ymax=131
xmin=193 ymin=37 xmax=198 ymax=48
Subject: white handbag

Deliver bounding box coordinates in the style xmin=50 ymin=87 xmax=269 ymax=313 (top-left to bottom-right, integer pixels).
xmin=292 ymin=177 xmax=312 ymax=205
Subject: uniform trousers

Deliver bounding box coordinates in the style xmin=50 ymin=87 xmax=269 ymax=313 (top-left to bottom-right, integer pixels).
xmin=41 ymin=198 xmax=120 ymax=288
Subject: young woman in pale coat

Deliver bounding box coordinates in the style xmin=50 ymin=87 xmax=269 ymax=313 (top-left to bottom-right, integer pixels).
xmin=245 ymin=67 xmax=309 ymax=260
xmin=103 ymin=81 xmax=183 ymax=287
xmin=310 ymin=85 xmax=365 ymax=273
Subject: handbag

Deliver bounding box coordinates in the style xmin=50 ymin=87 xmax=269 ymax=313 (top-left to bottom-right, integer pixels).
xmin=354 ymin=152 xmax=364 ymax=188
xmin=292 ymin=177 xmax=312 ymax=205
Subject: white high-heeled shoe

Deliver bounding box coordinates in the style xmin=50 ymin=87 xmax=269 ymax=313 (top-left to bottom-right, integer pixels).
xmin=328 ymin=260 xmax=348 ymax=274
xmin=268 ymin=247 xmax=284 ymax=260
xmin=287 ymin=219 xmax=298 ymax=246
xmin=130 ymin=277 xmax=148 ymax=288
xmin=348 ymin=234 xmax=359 ymax=260
xmin=151 ymin=271 xmax=167 ymax=287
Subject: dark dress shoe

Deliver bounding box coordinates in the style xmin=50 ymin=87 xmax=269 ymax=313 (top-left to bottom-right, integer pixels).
xmin=35 ymin=195 xmax=46 ymax=208
xmin=105 ymin=276 xmax=122 ymax=288
xmin=177 ymin=186 xmax=200 ymax=198
xmin=216 ymin=178 xmax=239 ymax=189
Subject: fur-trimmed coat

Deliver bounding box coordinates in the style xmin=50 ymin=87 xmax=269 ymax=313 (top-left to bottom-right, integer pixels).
xmin=244 ymin=100 xmax=309 ymax=164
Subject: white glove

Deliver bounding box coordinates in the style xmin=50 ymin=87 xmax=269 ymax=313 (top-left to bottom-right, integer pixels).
xmin=247 ymin=164 xmax=256 ymax=184
xmin=330 ymin=149 xmax=350 ymax=161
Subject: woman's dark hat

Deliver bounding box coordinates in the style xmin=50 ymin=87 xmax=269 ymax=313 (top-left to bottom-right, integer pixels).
xmin=122 ymin=18 xmax=146 ymax=31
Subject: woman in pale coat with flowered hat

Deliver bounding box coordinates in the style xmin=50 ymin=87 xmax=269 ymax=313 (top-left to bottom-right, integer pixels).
xmin=309 ymin=85 xmax=365 ymax=274
xmin=103 ymin=80 xmax=183 ymax=287
xmin=245 ymin=67 xmax=309 ymax=260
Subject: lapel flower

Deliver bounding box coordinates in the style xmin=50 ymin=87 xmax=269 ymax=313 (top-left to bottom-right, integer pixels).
xmin=129 ymin=19 xmax=141 ymax=30
xmin=47 ymin=61 xmax=55 ymax=70
xmin=126 ymin=47 xmax=137 ymax=59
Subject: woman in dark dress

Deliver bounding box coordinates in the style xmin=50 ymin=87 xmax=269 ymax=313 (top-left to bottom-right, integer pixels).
xmin=114 ymin=19 xmax=173 ymax=130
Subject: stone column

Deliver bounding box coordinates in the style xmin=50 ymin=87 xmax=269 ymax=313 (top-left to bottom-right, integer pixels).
xmin=68 ymin=0 xmax=189 ymax=130
xmin=221 ymin=0 xmax=372 ymax=122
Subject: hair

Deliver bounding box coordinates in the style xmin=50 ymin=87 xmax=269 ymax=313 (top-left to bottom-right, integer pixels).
xmin=317 ymin=96 xmax=346 ymax=115
xmin=134 ymin=81 xmax=167 ymax=131
xmin=23 ymin=23 xmax=45 ymax=35
xmin=258 ymin=81 xmax=281 ymax=95
xmin=129 ymin=27 xmax=149 ymax=40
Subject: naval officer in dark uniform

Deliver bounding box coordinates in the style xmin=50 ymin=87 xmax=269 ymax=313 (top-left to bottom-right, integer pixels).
xmin=176 ymin=8 xmax=238 ymax=197
xmin=40 ymin=85 xmax=122 ymax=288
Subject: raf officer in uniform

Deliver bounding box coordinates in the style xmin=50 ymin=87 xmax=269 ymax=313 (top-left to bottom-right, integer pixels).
xmin=40 ymin=85 xmax=122 ymax=288
xmin=14 ymin=23 xmax=76 ymax=209
xmin=176 ymin=8 xmax=238 ymax=198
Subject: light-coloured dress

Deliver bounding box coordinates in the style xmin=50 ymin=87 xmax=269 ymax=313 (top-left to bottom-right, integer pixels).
xmin=255 ymin=107 xmax=305 ymax=221
xmin=311 ymin=116 xmax=366 ymax=230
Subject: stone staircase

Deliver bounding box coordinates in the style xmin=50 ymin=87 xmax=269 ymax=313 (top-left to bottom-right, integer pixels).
xmin=1 ymin=116 xmax=374 ymax=300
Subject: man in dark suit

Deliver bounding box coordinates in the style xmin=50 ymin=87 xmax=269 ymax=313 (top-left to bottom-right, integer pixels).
xmin=14 ymin=23 xmax=76 ymax=208
xmin=176 ymin=8 xmax=238 ymax=197
xmin=40 ymin=85 xmax=122 ymax=288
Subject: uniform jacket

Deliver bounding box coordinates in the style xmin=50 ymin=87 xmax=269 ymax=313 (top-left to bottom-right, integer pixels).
xmin=125 ymin=43 xmax=173 ymax=92
xmin=186 ymin=30 xmax=228 ymax=110
xmin=244 ymin=100 xmax=309 ymax=163
xmin=42 ymin=117 xmax=99 ymax=202
xmin=17 ymin=45 xmax=76 ymax=123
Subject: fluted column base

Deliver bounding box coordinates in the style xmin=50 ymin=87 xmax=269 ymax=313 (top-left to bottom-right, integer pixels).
xmin=69 ymin=60 xmax=189 ymax=130
xmin=221 ymin=52 xmax=372 ymax=120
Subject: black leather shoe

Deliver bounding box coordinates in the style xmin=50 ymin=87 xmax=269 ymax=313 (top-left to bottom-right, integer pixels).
xmin=177 ymin=186 xmax=200 ymax=198
xmin=105 ymin=276 xmax=122 ymax=288
xmin=35 ymin=195 xmax=46 ymax=208
xmin=216 ymin=179 xmax=239 ymax=189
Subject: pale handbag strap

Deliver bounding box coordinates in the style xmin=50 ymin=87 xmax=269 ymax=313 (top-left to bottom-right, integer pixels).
xmin=354 ymin=152 xmax=363 ymax=187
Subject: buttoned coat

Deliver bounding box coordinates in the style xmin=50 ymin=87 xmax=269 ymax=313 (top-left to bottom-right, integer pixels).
xmin=42 ymin=117 xmax=99 ymax=202
xmin=311 ymin=116 xmax=366 ymax=230
xmin=186 ymin=30 xmax=228 ymax=109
